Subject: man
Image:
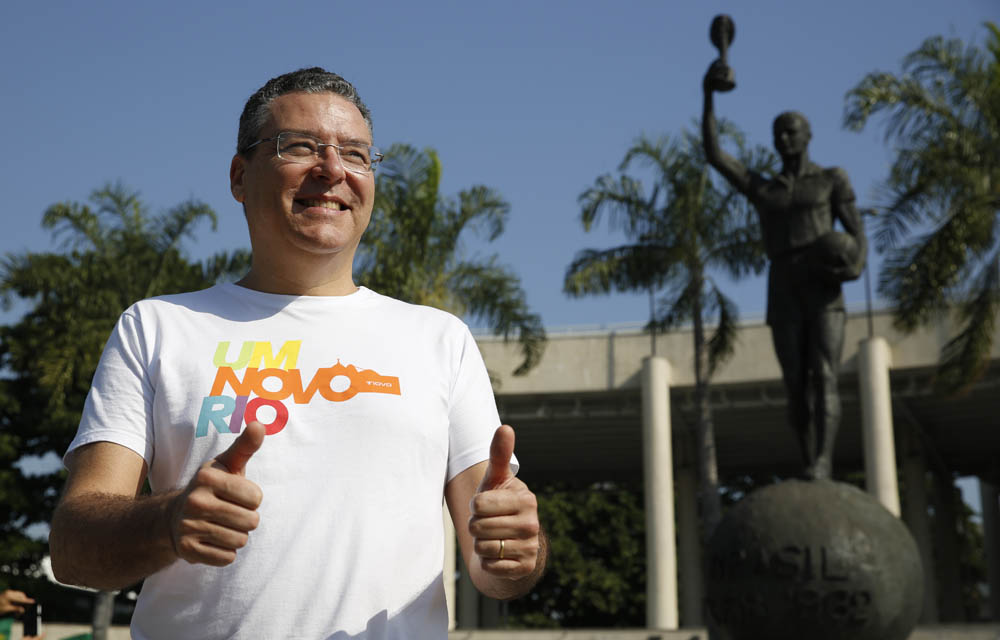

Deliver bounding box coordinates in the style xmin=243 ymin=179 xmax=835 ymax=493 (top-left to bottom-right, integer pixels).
xmin=702 ymin=61 xmax=867 ymax=480
xmin=49 ymin=67 xmax=546 ymax=638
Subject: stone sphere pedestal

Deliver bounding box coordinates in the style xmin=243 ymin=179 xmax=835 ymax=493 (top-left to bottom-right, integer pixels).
xmin=705 ymin=479 xmax=923 ymax=640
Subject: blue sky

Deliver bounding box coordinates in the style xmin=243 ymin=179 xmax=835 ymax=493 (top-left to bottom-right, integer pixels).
xmin=2 ymin=0 xmax=995 ymax=330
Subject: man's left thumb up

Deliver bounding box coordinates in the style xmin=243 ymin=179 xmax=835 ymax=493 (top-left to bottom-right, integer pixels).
xmin=478 ymin=425 xmax=516 ymax=492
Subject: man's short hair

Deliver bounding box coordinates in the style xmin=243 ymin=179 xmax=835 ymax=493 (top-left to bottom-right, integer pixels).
xmin=237 ymin=67 xmax=373 ymax=155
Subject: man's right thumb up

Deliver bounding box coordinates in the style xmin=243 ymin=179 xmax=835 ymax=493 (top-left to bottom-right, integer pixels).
xmin=214 ymin=421 xmax=266 ymax=476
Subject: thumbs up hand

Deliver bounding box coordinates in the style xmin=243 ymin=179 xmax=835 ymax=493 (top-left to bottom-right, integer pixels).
xmin=468 ymin=425 xmax=541 ymax=579
xmin=168 ymin=421 xmax=266 ymax=566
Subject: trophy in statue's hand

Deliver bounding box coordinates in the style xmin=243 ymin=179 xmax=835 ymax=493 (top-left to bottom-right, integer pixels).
xmin=705 ymin=14 xmax=736 ymax=93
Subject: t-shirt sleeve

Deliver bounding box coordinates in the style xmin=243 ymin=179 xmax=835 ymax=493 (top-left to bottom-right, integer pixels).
xmin=64 ymin=308 xmax=155 ymax=466
xmin=445 ymin=325 xmax=518 ymax=482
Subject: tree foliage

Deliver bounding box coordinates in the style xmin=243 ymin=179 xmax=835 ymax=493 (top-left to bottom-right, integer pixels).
xmin=0 ymin=183 xmax=249 ymax=575
xmin=565 ymin=127 xmax=775 ymax=537
xmin=566 ymin=127 xmax=774 ymax=373
xmin=844 ymin=22 xmax=1000 ymax=393
xmin=507 ymin=481 xmax=646 ymax=627
xmin=357 ymin=144 xmax=545 ymax=376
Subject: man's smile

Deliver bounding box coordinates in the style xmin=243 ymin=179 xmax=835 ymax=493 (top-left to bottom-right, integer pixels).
xmin=295 ymin=198 xmax=347 ymax=211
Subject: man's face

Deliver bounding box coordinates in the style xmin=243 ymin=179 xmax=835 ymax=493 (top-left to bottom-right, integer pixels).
xmin=229 ymin=91 xmax=376 ymax=263
xmin=773 ymin=115 xmax=811 ymax=158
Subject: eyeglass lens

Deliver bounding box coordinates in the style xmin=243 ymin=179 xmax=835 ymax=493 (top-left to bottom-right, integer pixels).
xmin=276 ymin=133 xmax=375 ymax=173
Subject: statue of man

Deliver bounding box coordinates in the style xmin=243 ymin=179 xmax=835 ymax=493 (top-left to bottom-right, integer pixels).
xmin=702 ymin=60 xmax=867 ymax=480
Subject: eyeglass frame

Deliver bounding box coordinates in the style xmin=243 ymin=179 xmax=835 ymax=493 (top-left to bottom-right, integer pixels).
xmin=241 ymin=131 xmax=383 ymax=174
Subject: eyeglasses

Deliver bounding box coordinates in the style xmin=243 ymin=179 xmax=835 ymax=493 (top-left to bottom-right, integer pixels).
xmin=243 ymin=132 xmax=383 ymax=174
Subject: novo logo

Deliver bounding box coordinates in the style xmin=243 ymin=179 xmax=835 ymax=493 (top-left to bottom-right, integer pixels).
xmin=196 ymin=340 xmax=400 ymax=437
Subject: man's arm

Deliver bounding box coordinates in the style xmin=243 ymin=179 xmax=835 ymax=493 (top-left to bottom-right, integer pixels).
xmin=49 ymin=423 xmax=266 ymax=591
xmin=49 ymin=441 xmax=176 ymax=590
xmin=702 ymin=61 xmax=752 ymax=194
xmin=830 ymin=167 xmax=868 ymax=280
xmin=444 ymin=425 xmax=547 ymax=601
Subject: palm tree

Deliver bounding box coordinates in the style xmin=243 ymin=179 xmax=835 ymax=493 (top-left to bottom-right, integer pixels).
xmin=564 ymin=127 xmax=774 ymax=537
xmin=1 ymin=183 xmax=249 ymax=634
xmin=3 ymin=183 xmax=249 ymax=424
xmin=844 ymin=22 xmax=1000 ymax=393
xmin=357 ymin=143 xmax=545 ymax=375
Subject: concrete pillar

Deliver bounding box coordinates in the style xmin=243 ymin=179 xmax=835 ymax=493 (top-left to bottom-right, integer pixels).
xmin=900 ymin=439 xmax=938 ymax=622
xmin=858 ymin=336 xmax=901 ymax=516
xmin=443 ymin=505 xmax=457 ymax=630
xmin=675 ymin=464 xmax=703 ymax=626
xmin=641 ymin=356 xmax=679 ymax=629
xmin=980 ymin=479 xmax=1000 ymax=621
xmin=457 ymin=555 xmax=479 ymax=628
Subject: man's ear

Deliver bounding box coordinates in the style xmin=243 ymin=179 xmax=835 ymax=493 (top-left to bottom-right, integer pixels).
xmin=230 ymin=154 xmax=247 ymax=203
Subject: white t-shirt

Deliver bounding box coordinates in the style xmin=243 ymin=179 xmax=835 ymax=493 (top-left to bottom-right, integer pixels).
xmin=66 ymin=283 xmax=509 ymax=639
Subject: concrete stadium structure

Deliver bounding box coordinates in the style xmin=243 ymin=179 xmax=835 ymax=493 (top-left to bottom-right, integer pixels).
xmin=445 ymin=307 xmax=1000 ymax=634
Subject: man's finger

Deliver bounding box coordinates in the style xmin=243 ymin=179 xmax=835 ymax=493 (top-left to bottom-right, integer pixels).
xmin=5 ymin=590 xmax=33 ymax=605
xmin=479 ymin=425 xmax=515 ymax=491
xmin=214 ymin=421 xmax=266 ymax=475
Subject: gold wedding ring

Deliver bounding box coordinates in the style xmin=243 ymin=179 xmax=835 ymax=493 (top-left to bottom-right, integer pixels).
xmin=499 ymin=539 xmax=505 ymax=560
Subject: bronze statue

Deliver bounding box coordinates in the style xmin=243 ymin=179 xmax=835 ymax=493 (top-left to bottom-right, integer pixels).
xmin=701 ymin=15 xmax=867 ymax=480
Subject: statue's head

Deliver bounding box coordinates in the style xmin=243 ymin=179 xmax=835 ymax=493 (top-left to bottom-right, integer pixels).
xmin=772 ymin=111 xmax=811 ymax=158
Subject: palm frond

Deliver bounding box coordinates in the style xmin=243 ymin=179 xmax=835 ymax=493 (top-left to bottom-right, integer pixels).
xmin=705 ymin=286 xmax=738 ymax=377
xmin=564 ymin=244 xmax=681 ymax=297
xmin=155 ymin=200 xmax=218 ymax=249
xmin=41 ymin=202 xmax=103 ymax=252
xmin=705 ymin=226 xmax=767 ymax=278
xmin=578 ymin=174 xmax=651 ymax=234
xmin=619 ymin=135 xmax=679 ymax=180
xmin=90 ymin=182 xmax=148 ymax=237
xmin=869 ymin=179 xmax=934 ymax=252
xmin=452 ymin=185 xmax=509 ymax=244
xmin=449 ymin=260 xmax=546 ymax=376
xmin=880 ymin=219 xmax=964 ymax=332
xmin=934 ymin=254 xmax=1000 ymax=394
xmin=651 ymin=276 xmax=700 ymax=331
